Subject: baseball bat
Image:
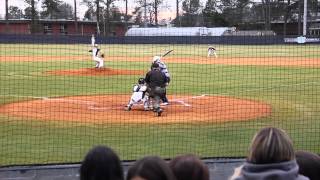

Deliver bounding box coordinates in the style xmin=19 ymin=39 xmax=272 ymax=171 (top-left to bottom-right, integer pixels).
xmin=161 ymin=50 xmax=173 ymax=57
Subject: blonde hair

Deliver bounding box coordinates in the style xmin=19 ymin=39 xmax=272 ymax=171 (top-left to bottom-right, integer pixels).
xmin=247 ymin=127 xmax=295 ymax=164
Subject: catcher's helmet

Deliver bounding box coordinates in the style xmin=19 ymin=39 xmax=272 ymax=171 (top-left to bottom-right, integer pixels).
xmin=138 ymin=78 xmax=145 ymax=84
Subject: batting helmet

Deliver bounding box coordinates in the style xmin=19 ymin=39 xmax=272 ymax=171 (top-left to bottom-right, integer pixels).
xmin=152 ymin=56 xmax=161 ymax=63
xmin=138 ymin=78 xmax=145 ymax=84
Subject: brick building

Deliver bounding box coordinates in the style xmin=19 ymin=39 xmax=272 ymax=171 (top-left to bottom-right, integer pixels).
xmin=0 ymin=19 xmax=129 ymax=36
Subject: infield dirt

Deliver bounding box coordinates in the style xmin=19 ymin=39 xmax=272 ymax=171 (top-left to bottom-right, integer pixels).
xmin=2 ymin=55 xmax=315 ymax=123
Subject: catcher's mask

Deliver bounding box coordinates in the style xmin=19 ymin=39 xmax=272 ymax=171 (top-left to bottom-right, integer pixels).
xmin=138 ymin=78 xmax=145 ymax=84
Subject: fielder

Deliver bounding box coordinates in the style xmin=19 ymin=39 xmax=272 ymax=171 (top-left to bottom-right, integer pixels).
xmin=91 ymin=34 xmax=95 ymax=46
xmin=125 ymin=77 xmax=150 ymax=111
xmin=89 ymin=44 xmax=104 ymax=68
xmin=151 ymin=56 xmax=170 ymax=105
xmin=207 ymin=46 xmax=218 ymax=58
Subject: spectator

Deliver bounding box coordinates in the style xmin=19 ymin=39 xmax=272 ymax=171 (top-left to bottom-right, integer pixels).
xmin=80 ymin=145 xmax=124 ymax=180
xmin=296 ymin=150 xmax=320 ymax=180
xmin=230 ymin=127 xmax=309 ymax=180
xmin=126 ymin=156 xmax=176 ymax=180
xmin=169 ymin=154 xmax=209 ymax=180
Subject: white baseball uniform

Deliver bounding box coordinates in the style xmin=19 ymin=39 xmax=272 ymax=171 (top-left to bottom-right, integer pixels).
xmin=208 ymin=46 xmax=218 ymax=57
xmin=91 ymin=35 xmax=95 ymax=46
xmin=126 ymin=84 xmax=150 ymax=110
xmin=154 ymin=59 xmax=170 ymax=81
xmin=90 ymin=47 xmax=104 ymax=68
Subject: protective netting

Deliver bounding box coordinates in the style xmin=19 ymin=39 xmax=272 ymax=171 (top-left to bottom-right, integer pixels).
xmin=0 ymin=33 xmax=319 ymax=166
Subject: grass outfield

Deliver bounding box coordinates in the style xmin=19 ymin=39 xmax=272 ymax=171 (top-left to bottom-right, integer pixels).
xmin=0 ymin=44 xmax=319 ymax=165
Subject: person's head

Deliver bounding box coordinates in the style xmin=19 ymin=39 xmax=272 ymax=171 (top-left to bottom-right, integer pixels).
xmin=152 ymin=56 xmax=161 ymax=63
xmin=80 ymin=145 xmax=124 ymax=180
xmin=126 ymin=156 xmax=176 ymax=180
xmin=296 ymin=150 xmax=320 ymax=180
xmin=247 ymin=127 xmax=295 ymax=164
xmin=169 ymin=154 xmax=209 ymax=180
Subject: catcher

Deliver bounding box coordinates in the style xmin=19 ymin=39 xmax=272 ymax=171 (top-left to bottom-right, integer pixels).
xmin=89 ymin=44 xmax=104 ymax=68
xmin=125 ymin=77 xmax=150 ymax=111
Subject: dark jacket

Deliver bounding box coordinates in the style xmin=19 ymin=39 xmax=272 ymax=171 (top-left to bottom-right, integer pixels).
xmin=145 ymin=69 xmax=167 ymax=89
xmin=232 ymin=160 xmax=309 ymax=180
xmin=296 ymin=151 xmax=320 ymax=180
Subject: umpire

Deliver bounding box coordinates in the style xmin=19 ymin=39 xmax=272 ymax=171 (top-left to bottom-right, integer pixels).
xmin=145 ymin=62 xmax=168 ymax=116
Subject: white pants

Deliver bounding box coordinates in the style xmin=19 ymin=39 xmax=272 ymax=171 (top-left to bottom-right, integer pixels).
xmin=208 ymin=50 xmax=218 ymax=58
xmin=128 ymin=92 xmax=149 ymax=109
xmin=93 ymin=56 xmax=104 ymax=68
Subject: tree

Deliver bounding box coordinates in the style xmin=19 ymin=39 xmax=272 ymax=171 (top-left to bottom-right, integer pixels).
xmin=182 ymin=0 xmax=201 ymax=14
xmin=25 ymin=0 xmax=39 ymax=33
xmin=5 ymin=0 xmax=9 ymax=31
xmin=55 ymin=3 xmax=73 ymax=19
xmin=132 ymin=0 xmax=164 ymax=26
xmin=152 ymin=0 xmax=163 ymax=25
xmin=74 ymin=0 xmax=78 ymax=33
xmin=82 ymin=0 xmax=95 ymax=20
xmin=8 ymin=6 xmax=24 ymax=19
xmin=132 ymin=0 xmax=149 ymax=26
xmin=203 ymin=13 xmax=229 ymax=27
xmin=125 ymin=0 xmax=128 ymax=23
xmin=102 ymin=0 xmax=113 ymax=36
xmin=217 ymin=0 xmax=252 ymax=26
xmin=261 ymin=0 xmax=271 ymax=30
xmin=96 ymin=0 xmax=100 ymax=34
xmin=202 ymin=0 xmax=220 ymax=26
xmin=180 ymin=0 xmax=202 ymax=26
xmin=41 ymin=0 xmax=62 ymax=19
xmin=203 ymin=0 xmax=217 ymax=14
xmin=24 ymin=0 xmax=38 ymax=19
xmin=132 ymin=6 xmax=143 ymax=25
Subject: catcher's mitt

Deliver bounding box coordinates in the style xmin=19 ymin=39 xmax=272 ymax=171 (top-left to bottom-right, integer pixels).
xmin=101 ymin=54 xmax=105 ymax=58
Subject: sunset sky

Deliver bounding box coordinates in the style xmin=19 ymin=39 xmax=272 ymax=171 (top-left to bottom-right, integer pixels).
xmin=0 ymin=0 xmax=207 ymax=21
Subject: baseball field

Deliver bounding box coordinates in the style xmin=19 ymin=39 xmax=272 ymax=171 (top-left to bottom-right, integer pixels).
xmin=0 ymin=43 xmax=319 ymax=165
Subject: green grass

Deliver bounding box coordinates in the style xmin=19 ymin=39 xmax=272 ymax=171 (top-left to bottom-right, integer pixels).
xmin=0 ymin=44 xmax=320 ymax=166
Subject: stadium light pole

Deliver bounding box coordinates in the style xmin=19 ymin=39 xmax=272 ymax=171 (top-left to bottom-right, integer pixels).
xmin=176 ymin=0 xmax=179 ymax=26
xmin=303 ymin=0 xmax=307 ymax=36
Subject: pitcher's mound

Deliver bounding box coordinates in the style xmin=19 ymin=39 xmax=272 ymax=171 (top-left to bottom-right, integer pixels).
xmin=46 ymin=68 xmax=145 ymax=76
